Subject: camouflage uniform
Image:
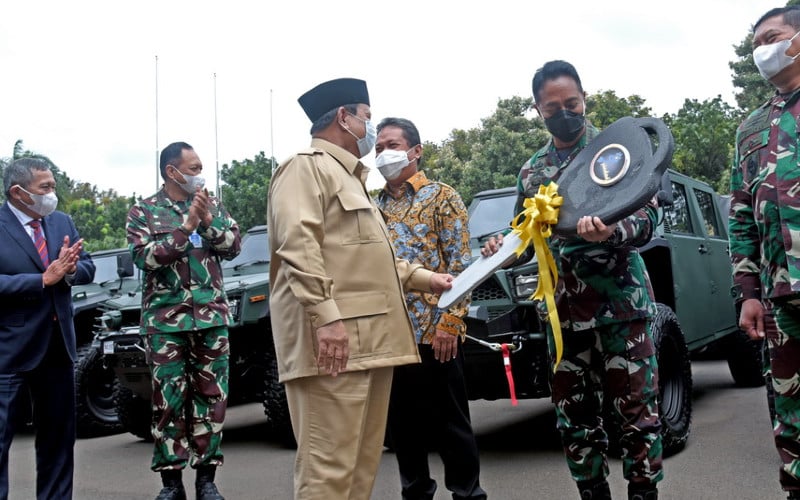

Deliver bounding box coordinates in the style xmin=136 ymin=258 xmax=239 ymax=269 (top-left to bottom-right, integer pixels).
xmin=517 ymin=124 xmax=663 ymax=487
xmin=730 ymin=90 xmax=800 ymax=491
xmin=126 ymin=188 xmax=241 ymax=471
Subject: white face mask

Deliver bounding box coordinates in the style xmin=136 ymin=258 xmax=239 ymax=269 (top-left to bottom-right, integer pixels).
xmin=172 ymin=167 xmax=206 ymax=194
xmin=18 ymin=186 xmax=58 ymax=217
xmin=375 ymin=148 xmax=414 ymax=180
xmin=753 ymin=30 xmax=800 ymax=80
xmin=344 ymin=113 xmax=377 ymax=158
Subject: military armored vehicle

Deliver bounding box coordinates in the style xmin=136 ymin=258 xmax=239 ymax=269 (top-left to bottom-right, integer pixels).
xmin=95 ymin=225 xmax=292 ymax=443
xmin=71 ymin=247 xmax=140 ymax=437
xmin=462 ymin=169 xmax=763 ymax=455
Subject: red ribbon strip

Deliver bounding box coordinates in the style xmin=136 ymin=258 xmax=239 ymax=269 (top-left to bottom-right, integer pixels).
xmin=501 ymin=343 xmax=518 ymax=406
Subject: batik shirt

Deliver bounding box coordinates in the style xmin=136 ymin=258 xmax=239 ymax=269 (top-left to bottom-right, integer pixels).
xmin=375 ymin=171 xmax=471 ymax=344
xmin=127 ymin=188 xmax=241 ymax=334
xmin=730 ymin=89 xmax=800 ymax=303
xmin=517 ymin=124 xmax=657 ymax=331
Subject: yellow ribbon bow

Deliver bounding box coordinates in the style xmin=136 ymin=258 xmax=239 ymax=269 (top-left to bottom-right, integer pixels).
xmin=509 ymin=182 xmax=564 ymax=371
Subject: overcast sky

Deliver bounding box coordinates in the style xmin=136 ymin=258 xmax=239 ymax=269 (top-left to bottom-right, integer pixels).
xmin=0 ymin=0 xmax=780 ymax=196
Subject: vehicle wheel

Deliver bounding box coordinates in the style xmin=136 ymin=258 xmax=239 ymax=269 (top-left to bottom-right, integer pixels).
xmin=725 ymin=329 xmax=766 ymax=388
xmin=74 ymin=344 xmax=122 ymax=437
xmin=113 ymin=381 xmax=153 ymax=442
xmin=652 ymin=303 xmax=693 ymax=456
xmin=262 ymin=342 xmax=294 ymax=447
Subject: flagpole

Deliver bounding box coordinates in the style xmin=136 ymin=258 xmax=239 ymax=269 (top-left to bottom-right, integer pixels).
xmin=155 ymin=55 xmax=160 ymax=191
xmin=214 ymin=72 xmax=221 ymax=203
xmin=270 ymin=89 xmax=275 ymax=172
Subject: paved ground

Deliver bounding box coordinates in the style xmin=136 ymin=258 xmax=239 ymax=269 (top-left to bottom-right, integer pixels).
xmin=6 ymin=360 xmax=787 ymax=499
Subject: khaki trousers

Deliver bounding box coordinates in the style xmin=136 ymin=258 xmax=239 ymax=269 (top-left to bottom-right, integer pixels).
xmin=285 ymin=367 xmax=393 ymax=500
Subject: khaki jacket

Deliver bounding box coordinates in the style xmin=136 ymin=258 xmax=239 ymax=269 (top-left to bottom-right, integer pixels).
xmin=268 ymin=138 xmax=432 ymax=382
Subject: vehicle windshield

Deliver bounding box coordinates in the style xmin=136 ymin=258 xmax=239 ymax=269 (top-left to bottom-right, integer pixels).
xmin=468 ymin=193 xmax=517 ymax=240
xmin=223 ymin=230 xmax=270 ymax=269
xmin=91 ymin=253 xmax=125 ymax=283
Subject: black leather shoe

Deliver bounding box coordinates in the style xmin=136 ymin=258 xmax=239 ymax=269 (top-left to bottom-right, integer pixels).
xmin=155 ymin=485 xmax=187 ymax=500
xmin=197 ymin=481 xmax=224 ymax=500
xmin=196 ymin=465 xmax=224 ymax=500
xmin=628 ymin=484 xmax=657 ymax=500
xmin=577 ymin=478 xmax=611 ymax=500
xmin=156 ymin=469 xmax=186 ymax=500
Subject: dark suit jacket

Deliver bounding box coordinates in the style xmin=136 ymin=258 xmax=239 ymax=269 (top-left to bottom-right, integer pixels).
xmin=0 ymin=202 xmax=95 ymax=372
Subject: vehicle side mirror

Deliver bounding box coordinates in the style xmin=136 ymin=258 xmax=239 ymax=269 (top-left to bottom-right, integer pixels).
xmin=117 ymin=252 xmax=134 ymax=279
xmin=657 ymin=174 xmax=674 ymax=207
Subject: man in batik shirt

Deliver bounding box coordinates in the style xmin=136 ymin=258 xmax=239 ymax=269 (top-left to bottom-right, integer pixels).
xmin=374 ymin=117 xmax=487 ymax=500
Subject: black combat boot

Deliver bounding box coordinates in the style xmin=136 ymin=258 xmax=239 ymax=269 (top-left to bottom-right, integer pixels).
xmin=628 ymin=483 xmax=657 ymax=500
xmin=155 ymin=469 xmax=186 ymax=500
xmin=196 ymin=465 xmax=225 ymax=500
xmin=577 ymin=478 xmax=612 ymax=499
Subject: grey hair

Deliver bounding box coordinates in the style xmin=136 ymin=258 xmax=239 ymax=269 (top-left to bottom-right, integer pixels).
xmin=310 ymin=103 xmax=360 ymax=135
xmin=4 ymin=157 xmax=51 ymax=197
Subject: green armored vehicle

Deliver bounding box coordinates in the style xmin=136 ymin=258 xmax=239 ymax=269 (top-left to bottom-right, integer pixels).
xmin=95 ymin=225 xmax=291 ymax=443
xmin=462 ymin=169 xmax=762 ymax=455
xmin=71 ymin=247 xmax=141 ymax=437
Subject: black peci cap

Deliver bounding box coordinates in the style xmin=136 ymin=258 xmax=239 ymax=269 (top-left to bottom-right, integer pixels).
xmin=297 ymin=78 xmax=370 ymax=122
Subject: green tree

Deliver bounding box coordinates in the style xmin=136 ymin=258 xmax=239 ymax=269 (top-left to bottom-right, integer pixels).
xmin=730 ymin=0 xmax=800 ymax=114
xmin=1 ymin=140 xmax=134 ymax=251
xmin=663 ymin=96 xmax=738 ymax=192
xmin=425 ymin=97 xmax=546 ymax=205
xmin=66 ymin=185 xmax=134 ymax=252
xmin=587 ymin=90 xmax=654 ymax=129
xmin=425 ymin=92 xmax=659 ymax=205
xmin=219 ymin=151 xmax=275 ymax=231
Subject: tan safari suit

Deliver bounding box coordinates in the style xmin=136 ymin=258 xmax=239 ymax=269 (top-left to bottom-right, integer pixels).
xmin=268 ymin=138 xmax=433 ymax=500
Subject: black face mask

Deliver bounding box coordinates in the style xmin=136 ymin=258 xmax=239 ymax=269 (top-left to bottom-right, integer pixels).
xmin=544 ymin=109 xmax=585 ymax=143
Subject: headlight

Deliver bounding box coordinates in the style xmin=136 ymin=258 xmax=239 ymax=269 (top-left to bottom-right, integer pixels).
xmin=228 ymin=297 xmax=241 ymax=321
xmin=512 ymin=273 xmax=538 ymax=300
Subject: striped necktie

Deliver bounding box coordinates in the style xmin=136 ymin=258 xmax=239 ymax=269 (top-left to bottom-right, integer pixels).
xmin=28 ymin=220 xmax=50 ymax=267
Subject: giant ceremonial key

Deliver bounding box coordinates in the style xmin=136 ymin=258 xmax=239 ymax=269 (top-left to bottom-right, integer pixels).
xmin=552 ymin=116 xmax=674 ymax=235
xmin=437 ymin=116 xmax=674 ymax=310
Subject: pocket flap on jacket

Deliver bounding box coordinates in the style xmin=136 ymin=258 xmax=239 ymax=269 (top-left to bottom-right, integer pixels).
xmin=337 ymin=292 xmax=389 ymax=319
xmin=336 ymin=191 xmax=373 ymax=212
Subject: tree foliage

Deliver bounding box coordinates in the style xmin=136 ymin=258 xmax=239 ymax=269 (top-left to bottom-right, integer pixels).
xmin=0 ymin=141 xmax=133 ymax=251
xmin=587 ymin=90 xmax=654 ymax=128
xmin=3 ymin=5 xmax=790 ymax=248
xmin=663 ymin=97 xmax=738 ymax=192
xmin=219 ymin=151 xmax=275 ymax=231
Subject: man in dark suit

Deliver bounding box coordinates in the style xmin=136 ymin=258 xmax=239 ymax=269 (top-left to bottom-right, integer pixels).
xmin=0 ymin=157 xmax=95 ymax=499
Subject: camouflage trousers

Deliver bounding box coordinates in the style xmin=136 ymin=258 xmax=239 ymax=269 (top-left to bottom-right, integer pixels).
xmin=764 ymin=302 xmax=800 ymax=491
xmin=144 ymin=326 xmax=229 ymax=471
xmin=548 ymin=319 xmax=663 ymax=486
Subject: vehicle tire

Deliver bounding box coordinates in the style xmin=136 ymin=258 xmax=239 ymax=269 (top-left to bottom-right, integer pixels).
xmin=74 ymin=344 xmax=122 ymax=438
xmin=652 ymin=303 xmax=693 ymax=456
xmin=113 ymin=381 xmax=153 ymax=442
xmin=725 ymin=329 xmax=766 ymax=388
xmin=262 ymin=342 xmax=294 ymax=447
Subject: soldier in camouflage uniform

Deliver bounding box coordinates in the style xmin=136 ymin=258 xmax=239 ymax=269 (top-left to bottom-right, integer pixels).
xmin=127 ymin=141 xmax=241 ymax=500
xmin=730 ymin=7 xmax=800 ymax=500
xmin=485 ymin=60 xmax=662 ymax=500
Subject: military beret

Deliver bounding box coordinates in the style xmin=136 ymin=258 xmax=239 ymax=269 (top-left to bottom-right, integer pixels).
xmin=298 ymin=78 xmax=370 ymax=122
